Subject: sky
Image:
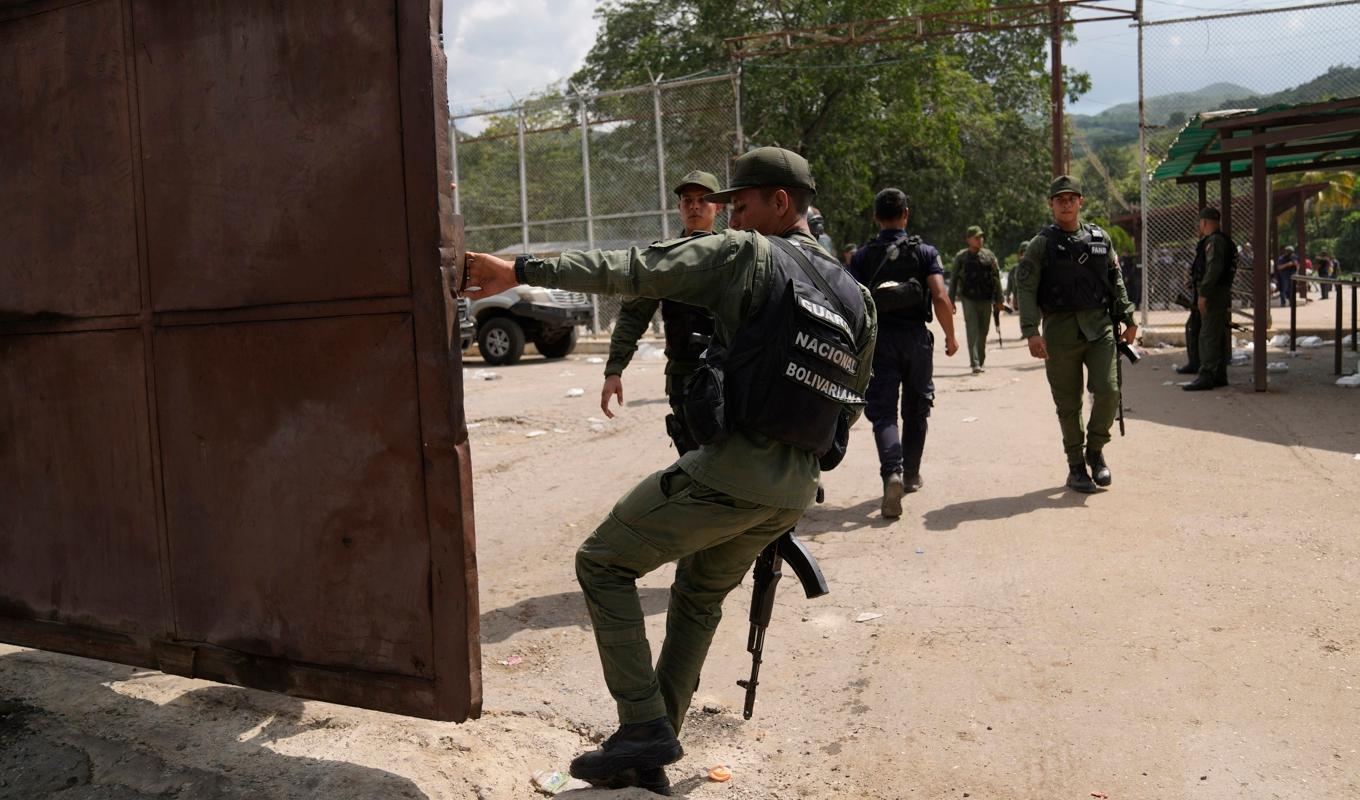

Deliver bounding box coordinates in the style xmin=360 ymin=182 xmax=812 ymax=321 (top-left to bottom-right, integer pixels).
xmin=446 ymin=0 xmax=1360 ymax=119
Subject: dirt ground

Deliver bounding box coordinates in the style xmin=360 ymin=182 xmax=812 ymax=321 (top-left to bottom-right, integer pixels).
xmin=3 ymin=313 xmax=1359 ymax=799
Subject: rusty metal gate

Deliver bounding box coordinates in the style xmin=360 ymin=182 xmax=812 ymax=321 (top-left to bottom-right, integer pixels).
xmin=0 ymin=0 xmax=480 ymax=721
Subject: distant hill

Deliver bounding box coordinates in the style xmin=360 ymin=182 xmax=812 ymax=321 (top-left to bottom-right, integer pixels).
xmin=1073 ymin=65 xmax=1360 ymax=151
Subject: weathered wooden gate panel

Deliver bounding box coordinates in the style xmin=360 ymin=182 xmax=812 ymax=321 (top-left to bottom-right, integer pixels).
xmin=0 ymin=0 xmax=480 ymax=721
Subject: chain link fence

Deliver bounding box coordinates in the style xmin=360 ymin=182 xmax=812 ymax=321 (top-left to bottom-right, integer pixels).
xmin=1137 ymin=2 xmax=1360 ymax=323
xmin=452 ymin=74 xmax=740 ymax=332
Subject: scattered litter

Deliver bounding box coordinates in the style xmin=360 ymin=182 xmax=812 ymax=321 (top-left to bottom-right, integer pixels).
xmin=1267 ymin=362 xmax=1288 ymax=373
xmin=497 ymin=655 xmax=523 ymax=667
xmin=1337 ymin=373 xmax=1360 ymax=387
xmin=552 ymin=428 xmax=568 ymax=434
xmin=1298 ymin=335 xmax=1325 ymax=348
xmin=855 ymin=612 xmax=884 ymax=623
xmin=915 ymin=549 xmax=925 ymax=555
xmin=637 ymin=343 xmax=666 ymax=361
xmin=584 ymin=356 xmax=604 ymax=364
xmin=702 ymin=703 xmax=724 ymax=714
xmin=586 ymin=417 xmax=607 ymax=424
xmin=1269 ymin=333 xmax=1291 ymax=347
xmin=531 ymin=769 xmax=589 ymax=795
xmin=558 ymin=370 xmax=576 ymax=377
xmin=466 ymin=422 xmax=482 ymax=429
xmin=1230 ymin=350 xmax=1250 ymax=365
xmin=961 ymin=416 xmax=979 ymax=423
xmin=526 ymin=430 xmax=548 ymax=438
xmin=1156 ymin=341 xmax=1173 ymax=349
xmin=1177 ymin=381 xmax=1193 ymax=386
xmin=589 ymin=424 xmax=605 ymax=432
xmin=707 ymin=765 xmax=732 ymax=783
xmin=565 ymin=388 xmax=585 ymax=397
xmin=472 ymin=369 xmax=501 ymax=381
xmin=1091 ymin=793 xmax=1109 ymax=799
xmin=1344 ymin=334 xmax=1355 ymax=346
xmin=1162 ymin=381 xmax=1175 ymax=386
xmin=1287 ymin=350 xmax=1301 ymax=358
xmin=1353 ymin=453 xmax=1360 ymax=460
xmin=1243 ymin=341 xmax=1255 ymax=350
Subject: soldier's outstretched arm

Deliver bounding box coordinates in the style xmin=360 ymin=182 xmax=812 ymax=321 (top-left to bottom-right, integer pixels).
xmin=927 ymin=274 xmax=959 ymax=356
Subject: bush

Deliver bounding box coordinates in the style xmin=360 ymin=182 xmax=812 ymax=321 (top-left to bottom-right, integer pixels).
xmin=1337 ymin=212 xmax=1360 ymax=275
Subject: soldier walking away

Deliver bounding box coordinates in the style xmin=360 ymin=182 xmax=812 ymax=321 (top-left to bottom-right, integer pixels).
xmin=1318 ymin=250 xmax=1334 ymax=300
xmin=949 ymin=225 xmax=1005 ymax=374
xmin=1183 ymin=207 xmax=1236 ymax=391
xmin=601 ymin=170 xmax=723 ymax=454
xmin=848 ymin=189 xmax=958 ymax=518
xmin=465 ymin=147 xmax=875 ymax=796
xmin=1016 ymin=176 xmax=1137 ymax=494
xmin=1275 ymin=246 xmax=1299 ymax=308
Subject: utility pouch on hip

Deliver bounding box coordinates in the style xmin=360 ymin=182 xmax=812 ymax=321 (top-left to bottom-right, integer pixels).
xmin=681 ymin=361 xmax=728 ymax=446
xmin=872 ymin=277 xmax=928 ymax=313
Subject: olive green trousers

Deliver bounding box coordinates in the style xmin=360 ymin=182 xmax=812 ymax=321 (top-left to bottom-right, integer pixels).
xmin=1043 ymin=329 xmax=1119 ymax=465
xmin=961 ymin=298 xmax=994 ymax=368
xmin=575 ymin=467 xmax=803 ymax=732
xmin=1197 ymin=300 xmax=1231 ymax=384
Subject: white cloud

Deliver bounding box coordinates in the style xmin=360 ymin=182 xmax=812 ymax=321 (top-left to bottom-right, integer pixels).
xmin=445 ymin=0 xmax=602 ymax=114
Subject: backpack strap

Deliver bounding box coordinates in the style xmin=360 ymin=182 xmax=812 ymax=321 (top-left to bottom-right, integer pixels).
xmin=770 ymin=236 xmax=862 ymax=338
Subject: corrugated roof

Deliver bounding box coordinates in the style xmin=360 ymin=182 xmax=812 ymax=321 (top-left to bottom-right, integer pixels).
xmin=1151 ymin=100 xmax=1360 ymax=182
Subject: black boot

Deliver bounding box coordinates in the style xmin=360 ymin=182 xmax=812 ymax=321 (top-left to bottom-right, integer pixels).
xmin=1085 ymin=449 xmax=1111 ymax=487
xmin=1066 ymin=463 xmax=1098 ymax=494
xmin=903 ymin=473 xmax=924 ymax=494
xmin=1175 ymin=363 xmax=1200 ymax=374
xmin=584 ymin=767 xmax=671 ymax=796
xmin=1182 ymin=377 xmax=1216 ymax=391
xmin=569 ymin=718 xmax=683 ymax=783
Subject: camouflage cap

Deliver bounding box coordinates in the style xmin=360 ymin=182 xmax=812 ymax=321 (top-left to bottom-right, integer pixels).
xmin=1049 ymin=175 xmax=1082 ymax=198
xmin=673 ymin=170 xmax=721 ymax=196
xmin=966 ymin=225 xmax=984 ymax=238
xmin=705 ymin=146 xmax=816 ymax=203
xmin=1198 ymin=206 xmax=1222 ymax=221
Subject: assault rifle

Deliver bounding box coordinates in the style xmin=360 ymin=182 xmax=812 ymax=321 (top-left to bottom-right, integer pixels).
xmin=1109 ymin=266 xmax=1141 ymax=437
xmin=737 ymin=500 xmax=829 ymax=719
xmin=993 ymin=305 xmax=1002 ymax=348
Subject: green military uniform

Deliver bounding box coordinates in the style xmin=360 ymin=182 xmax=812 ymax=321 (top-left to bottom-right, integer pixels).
xmin=949 ymin=226 xmax=1004 ymax=371
xmin=1017 ymin=178 xmax=1135 ymax=472
xmin=523 ymin=226 xmax=876 ymax=733
xmin=1185 ymin=208 xmax=1233 ymax=390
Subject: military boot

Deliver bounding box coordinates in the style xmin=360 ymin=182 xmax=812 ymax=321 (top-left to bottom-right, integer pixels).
xmin=903 ymin=473 xmax=924 ymax=494
xmin=1084 ymin=448 xmax=1111 ymax=487
xmin=881 ymin=472 xmax=905 ymax=518
xmin=1066 ymin=463 xmax=1098 ymax=494
xmin=569 ymin=718 xmax=683 ymax=783
xmin=1182 ymin=377 xmax=1216 ymax=391
xmin=584 ymin=767 xmax=671 ymax=796
xmin=1175 ymin=363 xmax=1199 ymax=375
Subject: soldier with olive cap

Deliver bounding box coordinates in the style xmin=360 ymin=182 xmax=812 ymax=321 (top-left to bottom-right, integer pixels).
xmin=1183 ymin=206 xmax=1236 ymax=391
xmin=950 ymin=225 xmax=1005 ymax=374
xmin=465 ymin=147 xmax=876 ymax=794
xmin=600 ymin=170 xmax=724 ymax=452
xmin=1016 ymin=176 xmax=1137 ymax=493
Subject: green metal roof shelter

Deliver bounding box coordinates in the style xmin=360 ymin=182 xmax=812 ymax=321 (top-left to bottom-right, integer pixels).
xmin=1152 ymin=96 xmax=1360 ymax=391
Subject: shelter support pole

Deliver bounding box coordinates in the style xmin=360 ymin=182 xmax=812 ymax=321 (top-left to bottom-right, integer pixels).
xmin=1296 ymin=196 xmax=1307 ymax=306
xmin=1336 ymin=284 xmax=1344 ymax=375
xmin=1252 ymin=142 xmax=1268 ymax=391
xmin=653 ymin=77 xmax=670 ymax=240
xmin=1050 ymin=0 xmax=1064 ymax=176
xmin=1197 ymin=180 xmax=1206 ymax=211
xmin=1352 ymin=284 xmax=1357 ymax=352
xmin=1219 ymin=161 xmax=1232 ymax=236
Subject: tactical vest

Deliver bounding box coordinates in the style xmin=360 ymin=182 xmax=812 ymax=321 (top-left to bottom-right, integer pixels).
xmin=1191 ymin=230 xmax=1237 ymax=290
xmin=660 ymin=300 xmax=714 ymax=364
xmin=959 ymin=249 xmax=995 ymax=301
xmin=1037 ymin=223 xmax=1112 ymax=314
xmin=720 ymin=235 xmax=867 ymax=456
xmin=861 ymin=233 xmax=933 ymax=323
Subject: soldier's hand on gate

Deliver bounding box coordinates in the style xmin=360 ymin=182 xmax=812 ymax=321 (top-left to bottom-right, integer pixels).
xmin=462 ymin=252 xmax=517 ymax=298
xmin=1121 ymin=324 xmax=1138 ymax=345
xmin=1027 ymin=334 xmax=1048 ymax=360
xmin=944 ymin=334 xmax=959 ymax=357
xmin=601 ymin=375 xmax=624 ymax=418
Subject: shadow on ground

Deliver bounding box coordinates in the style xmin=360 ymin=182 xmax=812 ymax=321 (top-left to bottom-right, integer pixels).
xmin=922 ymin=484 xmax=1087 ymax=531
xmin=0 ymin=651 xmax=427 ymax=800
xmin=481 ymin=588 xmax=672 ymax=644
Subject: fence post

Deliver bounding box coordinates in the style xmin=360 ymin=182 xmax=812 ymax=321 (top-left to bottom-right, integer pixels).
xmin=517 ymin=107 xmax=530 ymax=253
xmin=1136 ymin=3 xmax=1149 ymax=329
xmin=653 ymin=77 xmax=670 ymax=240
xmin=450 ymin=119 xmax=461 ymax=216
xmin=734 ymin=65 xmax=746 ymax=154
xmin=579 ymin=96 xmax=600 ymax=332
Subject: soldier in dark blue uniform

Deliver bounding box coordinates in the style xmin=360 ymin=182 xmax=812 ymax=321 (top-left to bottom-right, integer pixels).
xmin=848 ymin=189 xmax=959 ymax=518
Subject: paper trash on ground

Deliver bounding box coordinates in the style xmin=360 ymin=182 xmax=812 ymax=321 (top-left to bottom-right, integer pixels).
xmin=1269 ymin=334 xmax=1291 ymax=347
xmin=855 ymin=612 xmax=884 ymax=622
xmin=1267 ymin=362 xmax=1289 ymax=372
xmin=565 ymin=388 xmax=585 ymax=397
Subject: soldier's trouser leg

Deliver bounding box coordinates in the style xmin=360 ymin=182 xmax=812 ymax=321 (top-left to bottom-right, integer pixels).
xmin=1198 ymin=305 xmax=1230 ymax=383
xmin=963 ymin=299 xmax=989 ymax=368
xmin=1082 ymin=332 xmax=1120 ymax=455
xmin=899 ymin=328 xmax=935 ymax=478
xmin=866 ymin=340 xmax=905 ymax=477
xmin=1044 ymin=335 xmax=1091 ymax=465
xmin=575 ymin=468 xmax=801 ymax=728
xmin=1184 ymin=307 xmax=1202 ymax=369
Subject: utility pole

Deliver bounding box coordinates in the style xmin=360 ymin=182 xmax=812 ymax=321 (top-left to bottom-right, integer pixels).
xmin=1050 ymin=0 xmax=1065 ymax=177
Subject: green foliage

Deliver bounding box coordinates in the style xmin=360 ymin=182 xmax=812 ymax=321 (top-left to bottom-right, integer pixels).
xmin=1337 ymin=211 xmax=1360 ymax=275
xmin=573 ymin=0 xmax=1075 ymax=255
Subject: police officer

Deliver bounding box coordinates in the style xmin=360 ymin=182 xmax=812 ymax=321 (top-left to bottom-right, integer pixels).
xmin=1016 ymin=176 xmax=1137 ymax=493
xmin=848 ymin=189 xmax=958 ymax=518
xmin=808 ymin=206 xmax=835 ymax=253
xmin=949 ymin=225 xmax=1005 ymax=374
xmin=600 ymin=171 xmax=723 ymax=453
xmin=465 ymin=147 xmax=875 ymax=794
xmin=1183 ymin=207 xmax=1235 ymax=391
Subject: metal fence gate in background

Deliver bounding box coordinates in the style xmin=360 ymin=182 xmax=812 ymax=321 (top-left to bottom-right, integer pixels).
xmin=451 ymin=74 xmax=741 ymax=331
xmin=1137 ymin=2 xmax=1360 ymax=322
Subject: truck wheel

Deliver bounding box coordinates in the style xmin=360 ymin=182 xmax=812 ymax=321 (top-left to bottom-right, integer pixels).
xmin=478 ymin=317 xmax=525 ymax=365
xmin=534 ymin=327 xmax=578 ymax=359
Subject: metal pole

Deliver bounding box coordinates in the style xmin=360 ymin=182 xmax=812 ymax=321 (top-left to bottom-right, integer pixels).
xmin=1219 ymin=160 xmax=1232 ymax=237
xmin=1335 ymin=280 xmax=1344 ymax=374
xmin=734 ymin=65 xmax=746 ymax=154
xmin=1252 ymin=141 xmax=1268 ymax=391
xmin=1050 ymin=0 xmax=1064 ymax=177
xmin=579 ymin=96 xmax=600 ymax=332
xmin=1352 ymin=283 xmax=1357 ymax=352
xmin=517 ymin=107 xmax=530 ymax=253
xmin=654 ymin=77 xmax=670 ymax=239
xmin=1136 ymin=1 xmax=1149 ymax=328
xmin=450 ymin=119 xmax=461 ymax=216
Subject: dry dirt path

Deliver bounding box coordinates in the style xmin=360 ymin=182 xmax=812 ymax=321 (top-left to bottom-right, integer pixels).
xmin=3 ymin=314 xmax=1359 ymax=799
